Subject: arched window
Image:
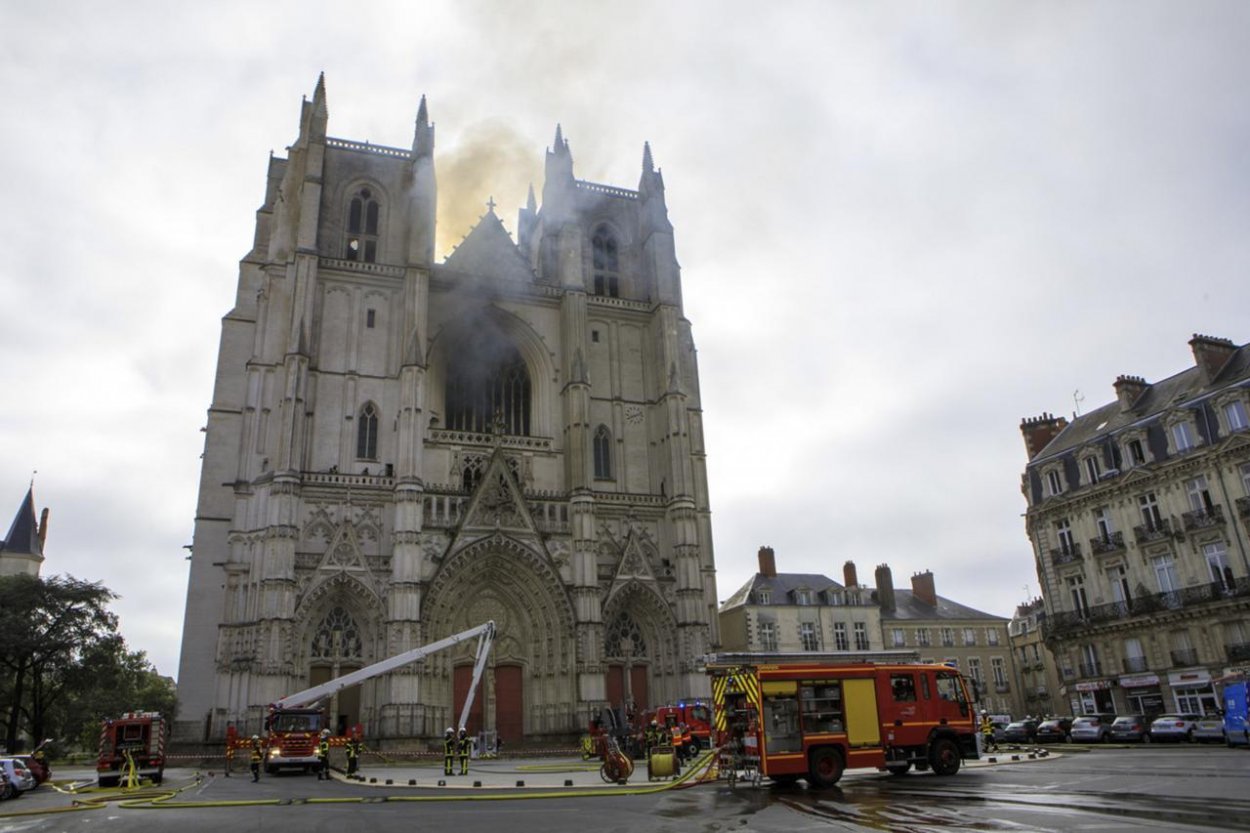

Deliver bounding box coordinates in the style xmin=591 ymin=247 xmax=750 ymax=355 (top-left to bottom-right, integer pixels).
xmin=604 ymin=610 xmax=647 ymax=658
xmin=446 ymin=340 xmax=531 ymax=436
xmin=591 ymin=226 xmax=619 ymax=298
xmin=345 ymin=187 xmax=380 ymax=263
xmin=311 ymin=606 xmax=363 ymax=660
xmin=593 ymin=424 xmax=613 ymax=479
xmin=356 ymin=402 xmax=379 ymax=459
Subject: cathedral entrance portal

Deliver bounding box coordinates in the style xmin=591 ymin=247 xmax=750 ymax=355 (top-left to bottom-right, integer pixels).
xmin=308 ymin=605 xmax=367 ymax=733
xmin=452 ymin=665 xmax=484 ymax=734
xmin=606 ymin=664 xmax=649 ymax=712
xmin=494 ymin=664 xmax=523 ymax=743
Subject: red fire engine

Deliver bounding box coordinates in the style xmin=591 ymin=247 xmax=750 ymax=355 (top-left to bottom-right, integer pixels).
xmin=260 ymin=621 xmax=495 ymax=773
xmin=708 ymin=653 xmax=979 ymax=787
xmin=97 ymin=712 xmax=167 ymax=787
xmin=652 ymin=702 xmax=713 ymax=750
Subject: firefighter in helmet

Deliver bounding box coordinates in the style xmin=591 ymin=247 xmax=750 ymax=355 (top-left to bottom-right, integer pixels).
xmin=443 ymin=727 xmax=456 ymax=776
xmin=457 ymin=726 xmax=471 ymax=776
xmin=980 ymin=710 xmax=998 ymax=753
xmin=346 ymin=734 xmax=361 ymax=776
xmin=316 ymin=728 xmax=331 ymax=781
xmin=249 ymin=735 xmax=263 ymax=782
xmin=645 ymin=719 xmax=659 ymax=755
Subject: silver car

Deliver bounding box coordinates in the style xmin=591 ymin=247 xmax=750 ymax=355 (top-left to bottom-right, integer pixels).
xmin=1193 ymin=715 xmax=1226 ymax=743
xmin=1149 ymin=713 xmax=1201 ymax=742
xmin=1070 ymin=714 xmax=1117 ymax=743
xmin=0 ymin=758 xmax=35 ymax=795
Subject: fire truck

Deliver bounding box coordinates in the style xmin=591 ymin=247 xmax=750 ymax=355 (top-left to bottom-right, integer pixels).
xmin=652 ymin=702 xmax=713 ymax=751
xmin=97 ymin=712 xmax=167 ymax=787
xmin=707 ymin=653 xmax=979 ymax=787
xmin=261 ymin=621 xmax=496 ymax=773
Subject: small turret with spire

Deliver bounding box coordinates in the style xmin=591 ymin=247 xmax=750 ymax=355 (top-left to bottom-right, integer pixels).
xmin=542 ymin=124 xmax=576 ymax=224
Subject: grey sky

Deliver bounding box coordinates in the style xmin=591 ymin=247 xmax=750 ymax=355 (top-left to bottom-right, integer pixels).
xmin=2 ymin=1 xmax=1248 ymax=678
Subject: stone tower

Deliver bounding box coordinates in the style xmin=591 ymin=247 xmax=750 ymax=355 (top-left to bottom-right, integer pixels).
xmin=175 ymin=76 xmax=719 ymax=743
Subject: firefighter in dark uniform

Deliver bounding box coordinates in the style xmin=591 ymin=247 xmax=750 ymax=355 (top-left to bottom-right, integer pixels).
xmin=644 ymin=720 xmax=659 ymax=756
xmin=249 ymin=735 xmax=263 ymax=782
xmin=346 ymin=736 xmax=361 ymax=776
xmin=316 ymin=729 xmax=331 ymax=780
xmin=443 ymin=727 xmax=456 ymax=776
xmin=457 ymin=726 xmax=471 ymax=776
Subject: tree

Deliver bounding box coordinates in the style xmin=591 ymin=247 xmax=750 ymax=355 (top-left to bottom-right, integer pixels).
xmin=0 ymin=574 xmax=118 ymax=751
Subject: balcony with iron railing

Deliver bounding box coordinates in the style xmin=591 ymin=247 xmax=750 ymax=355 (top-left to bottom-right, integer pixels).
xmin=1133 ymin=517 xmax=1173 ymax=544
xmin=1050 ymin=541 xmax=1083 ymax=567
xmin=1042 ymin=577 xmax=1250 ymax=640
xmin=1170 ymin=648 xmax=1199 ymax=666
xmin=1228 ymin=643 xmax=1250 ymax=663
xmin=1182 ymin=503 xmax=1225 ymax=532
xmin=1078 ymin=660 xmax=1103 ymax=678
xmin=1121 ymin=655 xmax=1149 ymax=673
xmin=1089 ymin=531 xmax=1126 ymax=556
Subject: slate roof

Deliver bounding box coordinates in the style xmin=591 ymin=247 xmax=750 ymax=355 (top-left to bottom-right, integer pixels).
xmin=880 ymin=589 xmax=1005 ymax=622
xmin=720 ymin=572 xmax=845 ymax=610
xmin=1031 ymin=342 xmax=1250 ymax=465
xmin=1 ymin=488 xmax=41 ymax=555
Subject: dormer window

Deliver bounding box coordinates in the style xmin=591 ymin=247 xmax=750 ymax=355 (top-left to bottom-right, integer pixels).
xmin=795 ymin=589 xmax=812 ymax=606
xmin=591 ymin=226 xmax=620 ymax=298
xmin=345 ymin=187 xmax=380 ymax=263
xmin=1220 ymin=395 xmax=1249 ymax=434
xmin=1124 ymin=436 xmax=1147 ymax=467
xmin=1045 ymin=468 xmax=1064 ymax=497
xmin=756 ymin=589 xmax=771 ymax=605
xmin=1082 ymin=453 xmax=1101 ymax=485
xmin=1171 ymin=420 xmax=1196 ymax=453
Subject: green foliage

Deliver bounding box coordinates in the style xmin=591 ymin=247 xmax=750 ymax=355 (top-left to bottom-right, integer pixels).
xmin=0 ymin=574 xmax=172 ymax=753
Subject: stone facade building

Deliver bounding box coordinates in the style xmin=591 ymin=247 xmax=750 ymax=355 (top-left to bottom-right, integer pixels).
xmin=718 ymin=549 xmax=1018 ymax=716
xmin=1020 ymin=334 xmax=1250 ymax=716
xmin=176 ymin=77 xmax=719 ymax=743
xmin=1006 ymin=598 xmax=1064 ymax=718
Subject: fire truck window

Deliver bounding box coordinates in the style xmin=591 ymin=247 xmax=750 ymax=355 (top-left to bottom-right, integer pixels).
xmin=936 ymin=672 xmax=968 ymax=712
xmin=122 ymin=724 xmax=143 ymax=742
xmin=762 ymin=695 xmax=802 ymax=755
xmin=891 ymin=674 xmax=917 ymax=702
xmin=921 ymin=674 xmax=932 ymax=700
xmin=800 ymin=682 xmax=844 ymax=734
xmin=692 ymin=705 xmax=710 ymax=724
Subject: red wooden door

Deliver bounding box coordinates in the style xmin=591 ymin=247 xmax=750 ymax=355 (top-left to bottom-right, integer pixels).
xmin=606 ymin=664 xmax=624 ymax=708
xmin=453 ymin=665 xmax=484 ymax=734
xmin=494 ymin=664 xmax=524 ymax=743
xmin=630 ymin=665 xmax=649 ymax=711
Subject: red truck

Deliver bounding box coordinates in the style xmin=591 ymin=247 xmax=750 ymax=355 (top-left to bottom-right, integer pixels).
xmin=97 ymin=712 xmax=167 ymax=786
xmin=708 ymin=653 xmax=979 ymax=787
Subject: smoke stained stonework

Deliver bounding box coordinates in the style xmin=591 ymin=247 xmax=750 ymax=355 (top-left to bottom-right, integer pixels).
xmin=175 ymin=76 xmax=719 ymax=743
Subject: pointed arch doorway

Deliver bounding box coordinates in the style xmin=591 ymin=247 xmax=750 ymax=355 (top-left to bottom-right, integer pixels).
xmin=452 ymin=663 xmax=524 ymax=741
xmin=308 ymin=606 xmax=365 ymax=735
xmin=604 ymin=610 xmax=649 ymax=711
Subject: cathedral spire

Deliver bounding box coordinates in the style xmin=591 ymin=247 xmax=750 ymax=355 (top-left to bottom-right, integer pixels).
xmin=412 ymin=94 xmax=435 ymax=157
xmin=642 ymin=141 xmax=654 ymax=174
xmin=303 ymin=71 xmax=328 ymax=142
xmin=526 ymin=183 xmax=537 ymax=212
xmin=553 ymin=123 xmax=565 ymax=153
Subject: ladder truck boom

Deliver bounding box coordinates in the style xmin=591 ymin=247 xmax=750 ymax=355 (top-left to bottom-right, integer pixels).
xmin=273 ymin=620 xmax=496 ymax=709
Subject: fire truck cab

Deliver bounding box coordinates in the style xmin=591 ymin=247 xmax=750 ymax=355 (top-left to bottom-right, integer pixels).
xmin=708 ymin=654 xmax=979 ymax=787
xmin=97 ymin=712 xmax=167 ymax=787
xmin=652 ymin=702 xmax=713 ymax=750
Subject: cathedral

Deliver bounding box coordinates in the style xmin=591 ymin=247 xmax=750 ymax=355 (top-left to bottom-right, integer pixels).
xmin=175 ymin=76 xmax=719 ymax=743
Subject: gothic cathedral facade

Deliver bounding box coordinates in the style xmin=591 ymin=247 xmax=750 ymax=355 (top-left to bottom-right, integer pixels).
xmin=175 ymin=76 xmax=719 ymax=743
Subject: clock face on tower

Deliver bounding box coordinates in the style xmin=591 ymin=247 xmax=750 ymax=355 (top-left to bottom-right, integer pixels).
xmin=626 ymin=406 xmax=644 ymax=424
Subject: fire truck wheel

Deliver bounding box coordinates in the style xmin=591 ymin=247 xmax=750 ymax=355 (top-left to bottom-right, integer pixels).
xmin=806 ymin=747 xmax=844 ymax=788
xmin=928 ymin=738 xmax=961 ymax=776
xmin=771 ymin=774 xmax=799 ymax=787
xmin=98 ymin=776 xmax=120 ymax=788
xmin=885 ymin=763 xmax=911 ymax=776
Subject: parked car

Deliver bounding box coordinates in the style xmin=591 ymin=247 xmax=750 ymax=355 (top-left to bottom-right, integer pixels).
xmin=1034 ymin=717 xmax=1074 ymax=743
xmin=1108 ymin=714 xmax=1152 ymax=742
xmin=0 ymin=758 xmax=35 ymax=796
xmin=1070 ymin=714 xmax=1117 ymax=743
xmin=1002 ymin=719 xmax=1039 ymax=744
xmin=1149 ymin=713 xmax=1201 ymax=742
xmin=1 ymin=768 xmax=13 ymax=801
xmin=1193 ymin=714 xmax=1226 ymax=743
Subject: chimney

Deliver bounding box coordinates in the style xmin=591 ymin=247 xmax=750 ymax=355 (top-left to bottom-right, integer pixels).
xmin=843 ymin=560 xmax=858 ymax=588
xmin=1019 ymin=413 xmax=1068 ymax=459
xmin=1113 ymin=375 xmax=1148 ymax=413
xmin=758 ymin=546 xmax=777 ymax=578
xmin=1189 ymin=333 xmax=1237 ymax=384
xmin=911 ymin=570 xmax=937 ymax=607
xmin=874 ymin=564 xmax=895 ymax=612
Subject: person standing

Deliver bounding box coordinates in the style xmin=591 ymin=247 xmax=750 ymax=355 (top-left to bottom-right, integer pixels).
xmin=457 ymin=726 xmax=471 ymax=776
xmin=316 ymin=729 xmax=331 ymax=781
xmin=980 ymin=711 xmax=998 ymax=753
xmin=249 ymin=735 xmax=263 ymax=782
xmin=346 ymin=737 xmax=360 ymax=776
xmin=443 ymin=727 xmax=456 ymax=777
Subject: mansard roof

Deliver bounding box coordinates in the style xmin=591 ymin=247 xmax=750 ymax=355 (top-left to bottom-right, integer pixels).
xmin=442 ymin=209 xmax=536 ymax=283
xmin=1030 ymin=342 xmax=1250 ymax=465
xmin=879 ymin=590 xmax=1006 ymax=623
xmin=720 ymin=572 xmax=846 ymax=610
xmin=1 ymin=487 xmax=41 ymax=556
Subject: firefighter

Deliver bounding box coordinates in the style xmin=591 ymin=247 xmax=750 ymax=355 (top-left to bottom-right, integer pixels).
xmin=443 ymin=727 xmax=456 ymax=776
xmin=644 ymin=719 xmax=659 ymax=755
xmin=249 ymin=735 xmax=263 ymax=782
xmin=346 ymin=736 xmax=361 ymax=776
xmin=669 ymin=721 xmax=684 ymax=774
xmin=224 ymin=724 xmax=237 ymax=777
xmin=980 ymin=710 xmax=998 ymax=753
xmin=457 ymin=726 xmax=471 ymax=776
xmin=316 ymin=728 xmax=331 ymax=781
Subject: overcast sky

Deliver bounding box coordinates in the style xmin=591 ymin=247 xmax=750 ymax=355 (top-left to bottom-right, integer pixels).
xmin=2 ymin=1 xmax=1248 ymax=679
